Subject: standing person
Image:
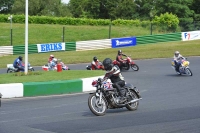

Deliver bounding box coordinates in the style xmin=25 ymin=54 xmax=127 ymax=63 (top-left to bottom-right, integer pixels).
xmin=173 ymin=51 xmax=185 ymax=72
xmin=116 ymin=50 xmax=127 ymax=69
xmin=102 ymin=58 xmax=126 ymax=103
xmin=13 ymin=56 xmax=24 ymax=72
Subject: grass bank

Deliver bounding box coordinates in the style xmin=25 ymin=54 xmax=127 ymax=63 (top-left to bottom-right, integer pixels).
xmin=0 ymin=22 xmax=163 ymax=46
xmin=0 ymin=40 xmax=199 ymax=69
xmin=0 ymin=70 xmax=105 ymax=84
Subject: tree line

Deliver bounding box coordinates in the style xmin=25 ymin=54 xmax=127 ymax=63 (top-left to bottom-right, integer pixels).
xmin=1 ymin=0 xmax=200 ymax=31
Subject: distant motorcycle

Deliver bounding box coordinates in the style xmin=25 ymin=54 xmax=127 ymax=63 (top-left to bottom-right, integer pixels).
xmin=7 ymin=63 xmax=34 ymax=73
xmin=88 ymin=78 xmax=142 ymax=116
xmin=42 ymin=61 xmax=70 ymax=71
xmin=113 ymin=56 xmax=139 ymax=71
xmin=86 ymin=62 xmax=104 ymax=70
xmin=171 ymin=58 xmax=192 ymax=76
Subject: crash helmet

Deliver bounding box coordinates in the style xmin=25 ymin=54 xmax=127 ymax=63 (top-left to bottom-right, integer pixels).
xmin=103 ymin=58 xmax=113 ymax=71
xmin=93 ymin=56 xmax=98 ymax=62
xmin=50 ymin=54 xmax=54 ymax=59
xmin=174 ymin=51 xmax=180 ymax=57
xmin=18 ymin=56 xmax=23 ymax=61
xmin=118 ymin=50 xmax=122 ymax=55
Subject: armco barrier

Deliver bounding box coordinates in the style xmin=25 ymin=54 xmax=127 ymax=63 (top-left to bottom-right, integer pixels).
xmin=13 ymin=44 xmax=37 ymax=55
xmin=23 ymin=79 xmax=82 ymax=97
xmin=136 ymin=32 xmax=181 ymax=45
xmin=76 ymin=39 xmax=111 ymax=51
xmin=0 ymin=46 xmax=13 ymax=56
xmin=65 ymin=42 xmax=76 ymax=51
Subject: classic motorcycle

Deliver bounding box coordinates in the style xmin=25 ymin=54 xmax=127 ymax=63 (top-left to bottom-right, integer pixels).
xmin=88 ymin=78 xmax=142 ymax=116
xmin=86 ymin=62 xmax=104 ymax=70
xmin=7 ymin=63 xmax=34 ymax=73
xmin=42 ymin=61 xmax=70 ymax=71
xmin=171 ymin=58 xmax=192 ymax=76
xmin=113 ymin=56 xmax=139 ymax=71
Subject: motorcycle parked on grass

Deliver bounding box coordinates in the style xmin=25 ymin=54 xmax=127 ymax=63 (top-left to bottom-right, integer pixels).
xmin=113 ymin=55 xmax=139 ymax=71
xmin=171 ymin=58 xmax=192 ymax=76
xmin=88 ymin=78 xmax=142 ymax=116
xmin=86 ymin=62 xmax=104 ymax=70
xmin=7 ymin=63 xmax=34 ymax=73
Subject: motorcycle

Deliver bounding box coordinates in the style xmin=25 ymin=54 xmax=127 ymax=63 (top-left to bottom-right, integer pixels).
xmin=113 ymin=56 xmax=139 ymax=71
xmin=171 ymin=58 xmax=192 ymax=76
xmin=7 ymin=63 xmax=34 ymax=73
xmin=88 ymin=78 xmax=142 ymax=116
xmin=42 ymin=61 xmax=70 ymax=71
xmin=86 ymin=62 xmax=104 ymax=70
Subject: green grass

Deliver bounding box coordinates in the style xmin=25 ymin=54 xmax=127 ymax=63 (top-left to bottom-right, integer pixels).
xmin=0 ymin=22 xmax=164 ymax=46
xmin=0 ymin=40 xmax=199 ymax=69
xmin=0 ymin=70 xmax=105 ymax=84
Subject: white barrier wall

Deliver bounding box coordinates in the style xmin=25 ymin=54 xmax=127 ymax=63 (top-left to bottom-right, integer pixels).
xmin=0 ymin=46 xmax=13 ymax=56
xmin=76 ymin=39 xmax=111 ymax=51
xmin=0 ymin=83 xmax=23 ymax=98
xmin=182 ymin=31 xmax=200 ymax=41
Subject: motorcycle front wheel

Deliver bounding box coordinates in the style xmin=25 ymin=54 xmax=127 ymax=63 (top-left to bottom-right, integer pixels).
xmin=7 ymin=69 xmax=14 ymax=73
xmin=186 ymin=68 xmax=193 ymax=76
xmin=131 ymin=64 xmax=139 ymax=71
xmin=126 ymin=90 xmax=139 ymax=111
xmin=88 ymin=93 xmax=107 ymax=116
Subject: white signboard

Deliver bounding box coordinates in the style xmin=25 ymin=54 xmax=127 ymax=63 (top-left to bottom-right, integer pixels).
xmin=182 ymin=31 xmax=200 ymax=41
xmin=37 ymin=42 xmax=65 ymax=53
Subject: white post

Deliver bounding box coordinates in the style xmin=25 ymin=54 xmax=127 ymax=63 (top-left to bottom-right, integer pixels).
xmin=25 ymin=0 xmax=28 ymax=74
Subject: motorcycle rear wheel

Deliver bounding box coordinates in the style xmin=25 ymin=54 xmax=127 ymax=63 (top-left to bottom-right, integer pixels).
xmin=131 ymin=64 xmax=139 ymax=71
xmin=88 ymin=93 xmax=107 ymax=116
xmin=126 ymin=90 xmax=139 ymax=111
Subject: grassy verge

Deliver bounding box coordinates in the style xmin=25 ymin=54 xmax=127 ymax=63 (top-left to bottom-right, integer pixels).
xmin=0 ymin=40 xmax=199 ymax=69
xmin=0 ymin=70 xmax=105 ymax=84
xmin=0 ymin=23 xmax=164 ymax=46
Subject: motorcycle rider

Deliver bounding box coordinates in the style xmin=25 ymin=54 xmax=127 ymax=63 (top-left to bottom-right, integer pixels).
xmin=13 ymin=56 xmax=24 ymax=72
xmin=102 ymin=58 xmax=126 ymax=103
xmin=173 ymin=51 xmax=185 ymax=72
xmin=116 ymin=50 xmax=127 ymax=69
xmin=91 ymin=56 xmax=100 ymax=70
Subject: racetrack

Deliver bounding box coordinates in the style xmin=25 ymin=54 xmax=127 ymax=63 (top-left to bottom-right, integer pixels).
xmin=0 ymin=57 xmax=200 ymax=133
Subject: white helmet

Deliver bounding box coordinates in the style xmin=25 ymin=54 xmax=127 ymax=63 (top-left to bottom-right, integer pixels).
xmin=174 ymin=51 xmax=180 ymax=57
xmin=50 ymin=54 xmax=54 ymax=58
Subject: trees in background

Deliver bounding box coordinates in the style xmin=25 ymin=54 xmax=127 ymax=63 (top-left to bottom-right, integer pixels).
xmin=0 ymin=0 xmax=200 ymax=30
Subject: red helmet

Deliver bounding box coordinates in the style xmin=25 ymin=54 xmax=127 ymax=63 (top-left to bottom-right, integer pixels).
xmin=92 ymin=80 xmax=98 ymax=87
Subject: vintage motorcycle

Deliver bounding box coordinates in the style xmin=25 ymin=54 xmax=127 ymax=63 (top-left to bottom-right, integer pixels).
xmin=171 ymin=58 xmax=192 ymax=76
xmin=113 ymin=56 xmax=139 ymax=71
xmin=86 ymin=62 xmax=104 ymax=70
xmin=88 ymin=78 xmax=142 ymax=116
xmin=42 ymin=61 xmax=70 ymax=71
xmin=7 ymin=63 xmax=34 ymax=73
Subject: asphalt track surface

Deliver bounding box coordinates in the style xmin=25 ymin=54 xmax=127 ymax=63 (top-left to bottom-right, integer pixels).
xmin=0 ymin=57 xmax=200 ymax=133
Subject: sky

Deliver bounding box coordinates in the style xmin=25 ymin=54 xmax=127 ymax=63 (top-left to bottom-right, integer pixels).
xmin=62 ymin=0 xmax=70 ymax=4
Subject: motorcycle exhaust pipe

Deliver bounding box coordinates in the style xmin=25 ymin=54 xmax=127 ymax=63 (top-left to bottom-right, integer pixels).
xmin=128 ymin=99 xmax=140 ymax=104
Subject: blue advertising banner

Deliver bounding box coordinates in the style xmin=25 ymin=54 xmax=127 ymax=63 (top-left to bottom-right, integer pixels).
xmin=111 ymin=37 xmax=137 ymax=48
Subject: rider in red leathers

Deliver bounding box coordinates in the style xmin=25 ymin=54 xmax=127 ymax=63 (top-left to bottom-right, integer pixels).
xmin=116 ymin=50 xmax=127 ymax=69
xmin=91 ymin=56 xmax=100 ymax=70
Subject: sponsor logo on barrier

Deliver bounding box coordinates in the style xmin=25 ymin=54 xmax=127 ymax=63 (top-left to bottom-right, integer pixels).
xmin=37 ymin=43 xmax=65 ymax=53
xmin=182 ymin=31 xmax=200 ymax=41
xmin=112 ymin=37 xmax=136 ymax=48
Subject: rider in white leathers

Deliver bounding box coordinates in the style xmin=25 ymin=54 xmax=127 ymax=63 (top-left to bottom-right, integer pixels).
xmin=173 ymin=51 xmax=185 ymax=72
